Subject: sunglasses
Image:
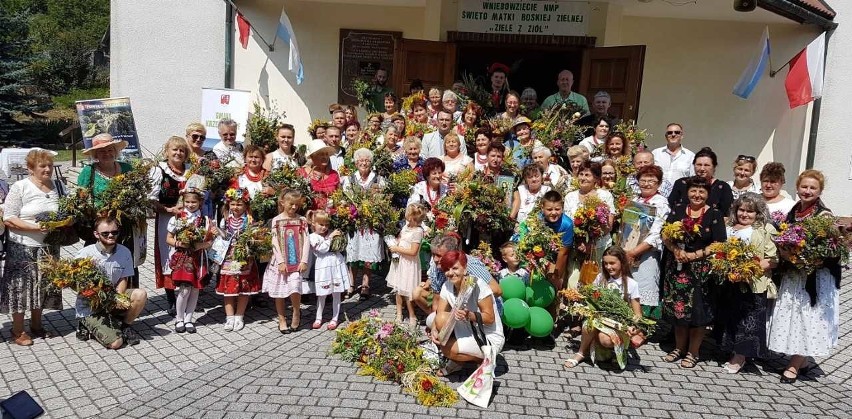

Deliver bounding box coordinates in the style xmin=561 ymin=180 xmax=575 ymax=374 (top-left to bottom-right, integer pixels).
xmin=737 ymin=154 xmax=756 ymax=162
xmin=665 ymin=130 xmax=682 ymax=136
xmin=190 ymin=134 xmax=206 ymax=141
xmin=97 ymin=230 xmax=120 ymax=237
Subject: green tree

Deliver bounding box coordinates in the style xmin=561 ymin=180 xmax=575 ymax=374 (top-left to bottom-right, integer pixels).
xmin=0 ymin=9 xmax=49 ymax=139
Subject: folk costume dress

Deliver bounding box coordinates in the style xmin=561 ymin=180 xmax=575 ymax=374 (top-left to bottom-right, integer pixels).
xmin=263 ymin=214 xmax=310 ymax=298
xmin=216 ymin=213 xmax=261 ymax=296
xmin=309 ymin=233 xmax=350 ymax=296
xmin=661 ymin=203 xmax=727 ymax=327
xmin=166 ymin=209 xmax=211 ymax=290
xmin=386 ymin=225 xmax=425 ymax=298
xmin=298 ymin=167 xmax=340 ymax=211
xmin=341 ymin=172 xmax=386 ymax=267
xmin=149 ymin=162 xmax=186 ymax=290
xmin=715 ymin=223 xmax=777 ymax=358
xmin=767 ymin=201 xmax=840 ymax=357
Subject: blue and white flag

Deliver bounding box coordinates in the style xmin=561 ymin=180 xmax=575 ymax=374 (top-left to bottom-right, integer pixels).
xmin=733 ymin=27 xmax=770 ymax=99
xmin=276 ymin=7 xmax=304 ymax=84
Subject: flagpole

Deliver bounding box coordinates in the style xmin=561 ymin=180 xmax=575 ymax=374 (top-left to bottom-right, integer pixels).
xmin=769 ymin=58 xmax=795 ymax=78
xmin=222 ymin=0 xmax=275 ymax=51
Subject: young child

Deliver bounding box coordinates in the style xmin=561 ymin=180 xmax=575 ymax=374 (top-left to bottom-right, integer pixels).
xmin=215 ymin=188 xmax=261 ymax=332
xmin=166 ymin=188 xmax=214 ymax=333
xmin=511 ymin=165 xmax=551 ymax=225
xmin=263 ymin=189 xmax=309 ymax=334
xmin=498 ymin=242 xmax=530 ymax=284
xmin=564 ymin=246 xmax=644 ymax=369
xmin=386 ymin=203 xmax=427 ymax=327
xmin=308 ymin=210 xmax=349 ymax=330
xmin=540 ymin=190 xmax=573 ymax=290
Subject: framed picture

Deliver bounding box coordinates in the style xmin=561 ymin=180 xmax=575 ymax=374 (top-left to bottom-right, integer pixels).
xmin=617 ymin=201 xmax=656 ymax=252
xmin=496 ymin=175 xmax=516 ymax=209
xmin=275 ymin=219 xmax=305 ymax=273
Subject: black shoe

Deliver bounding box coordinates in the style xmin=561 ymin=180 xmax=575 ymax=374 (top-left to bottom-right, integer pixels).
xmin=175 ymin=322 xmax=186 ymax=333
xmin=76 ymin=322 xmax=90 ymax=341
xmin=122 ymin=328 xmax=141 ymax=346
xmin=167 ymin=305 xmax=177 ymax=317
xmin=185 ymin=322 xmax=197 ymax=334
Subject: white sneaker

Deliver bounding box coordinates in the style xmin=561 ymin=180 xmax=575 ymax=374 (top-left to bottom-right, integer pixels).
xmin=233 ymin=318 xmax=245 ymax=331
xmin=224 ymin=317 xmax=235 ymax=331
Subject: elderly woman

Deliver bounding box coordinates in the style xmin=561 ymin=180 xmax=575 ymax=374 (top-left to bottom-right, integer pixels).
xmin=381 ymin=92 xmax=400 ymax=130
xmin=563 ymin=161 xmax=616 ymax=288
xmin=298 ymin=140 xmax=340 ymax=211
xmin=472 ymin=128 xmax=492 ymax=172
xmin=715 ymin=193 xmax=777 ymax=374
xmin=505 ymin=116 xmax=541 ymax=170
xmin=521 ymin=87 xmax=541 ymax=120
xmin=760 ymin=162 xmax=796 ymax=222
xmin=428 ymin=251 xmax=504 ymax=374
xmin=532 ymin=146 xmax=569 ymax=191
xmin=579 ymin=117 xmax=611 ymax=155
xmin=455 ymin=102 xmax=483 ymax=143
xmin=342 ymin=148 xmax=387 ymax=301
xmin=365 ymin=113 xmax=383 ymax=138
xmin=727 ymin=155 xmax=760 ymax=199
xmin=625 ymin=165 xmax=671 ymax=318
xmin=441 ymin=132 xmax=473 ymax=178
xmin=185 ymin=122 xmax=219 ymax=218
xmin=668 ymin=147 xmax=734 ymax=216
xmin=392 ymin=136 xmax=425 ymax=176
xmin=376 ymin=125 xmax=402 ymax=156
xmin=1 ymin=150 xmax=63 ymax=345
xmin=661 ymin=176 xmax=727 ymax=368
xmin=149 ymin=136 xmax=191 ymax=316
xmin=441 ymin=90 xmax=462 ymax=122
xmin=408 ymin=157 xmax=448 ymax=219
xmin=567 ymin=145 xmax=588 ymax=180
xmin=263 ymin=124 xmax=304 ymax=171
xmin=427 ymin=87 xmax=443 ymax=119
xmin=768 ymin=170 xmax=841 ymax=383
xmin=233 ymin=145 xmax=272 ymax=199
xmin=211 ymin=119 xmax=244 ymax=167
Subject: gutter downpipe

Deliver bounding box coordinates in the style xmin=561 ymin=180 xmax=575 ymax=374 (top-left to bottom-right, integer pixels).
xmin=225 ymin=3 xmax=235 ymax=88
xmin=805 ymin=30 xmax=832 ymax=168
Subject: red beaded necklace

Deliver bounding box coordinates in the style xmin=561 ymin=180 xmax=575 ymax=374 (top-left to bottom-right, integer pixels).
xmin=244 ymin=167 xmax=264 ymax=182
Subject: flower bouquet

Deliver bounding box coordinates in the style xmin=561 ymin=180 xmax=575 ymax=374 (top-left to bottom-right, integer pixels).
xmin=470 ymin=242 xmax=502 ymax=279
xmin=232 ymin=223 xmax=273 ymax=265
xmin=434 ymin=171 xmax=513 ymax=234
xmin=485 ymin=115 xmax=515 ymax=139
xmin=330 ymin=310 xmax=457 ymax=407
xmin=35 ymin=210 xmax=78 ymax=246
xmin=706 ymin=237 xmax=764 ymax=285
xmin=96 ymin=159 xmax=155 ymax=224
xmin=573 ymin=196 xmax=610 ymax=247
xmin=662 ymin=217 xmax=702 ymax=270
xmin=531 ymin=103 xmax=585 ymax=157
xmin=352 ymin=78 xmax=379 ymax=114
xmin=251 ymin=165 xmax=314 ymax=221
xmin=371 ymin=146 xmax=396 ymax=179
xmin=609 ymin=177 xmax=633 ymax=217
xmin=774 ymin=216 xmax=850 ymax=274
xmin=516 ymin=212 xmax=563 ymax=277
xmin=404 ymin=120 xmax=435 ymax=139
xmin=173 ymin=217 xmax=207 ymax=248
xmin=614 ymin=120 xmax=649 ymax=157
xmin=387 ymin=169 xmax=419 ymax=199
xmin=559 ymin=285 xmax=656 ymax=368
xmin=246 ymin=101 xmax=286 ymax=153
xmin=59 ymin=187 xmax=98 ymax=243
xmin=190 ymin=158 xmax=238 ymax=197
xmin=39 ymin=256 xmax=131 ymax=313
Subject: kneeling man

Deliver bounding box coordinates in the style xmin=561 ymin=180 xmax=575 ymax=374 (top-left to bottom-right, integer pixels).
xmin=76 ymin=216 xmax=148 ymax=349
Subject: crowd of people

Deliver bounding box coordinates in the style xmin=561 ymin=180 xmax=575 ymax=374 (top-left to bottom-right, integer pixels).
xmin=0 ymin=66 xmax=846 ymax=387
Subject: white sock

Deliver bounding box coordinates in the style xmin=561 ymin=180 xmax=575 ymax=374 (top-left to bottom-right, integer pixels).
xmin=175 ymin=286 xmax=189 ymax=322
xmin=225 ymin=315 xmax=234 ymax=324
xmin=331 ymin=292 xmax=341 ymax=322
xmin=234 ymin=315 xmax=243 ymax=323
xmin=316 ymin=295 xmax=326 ymax=322
xmin=185 ymin=288 xmax=199 ymax=320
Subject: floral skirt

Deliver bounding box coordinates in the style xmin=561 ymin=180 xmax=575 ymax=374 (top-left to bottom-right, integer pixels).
xmin=0 ymin=241 xmax=62 ymax=314
xmin=715 ymin=285 xmax=768 ymax=358
xmin=661 ymin=257 xmax=716 ymax=327
xmin=216 ymin=262 xmax=261 ymax=296
xmin=169 ymin=249 xmax=206 ymax=289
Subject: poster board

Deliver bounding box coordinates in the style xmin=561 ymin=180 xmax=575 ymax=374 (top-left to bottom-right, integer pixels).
xmin=338 ymin=29 xmax=401 ymax=106
xmin=75 ymin=97 xmax=142 ymax=159
xmin=200 ymin=87 xmax=251 ymax=150
xmin=457 ymin=0 xmax=589 ymax=36
xmin=617 ymin=201 xmax=656 ymax=252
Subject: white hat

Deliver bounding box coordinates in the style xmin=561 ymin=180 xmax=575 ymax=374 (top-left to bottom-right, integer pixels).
xmin=306 ymin=139 xmax=335 ymax=158
xmin=82 ymin=134 xmax=128 ymax=156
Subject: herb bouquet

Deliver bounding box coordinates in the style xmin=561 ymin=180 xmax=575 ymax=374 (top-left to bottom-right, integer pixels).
xmin=40 ymin=256 xmax=131 ymax=312
xmin=331 ymin=310 xmax=458 ymax=407
xmin=34 ymin=210 xmax=77 ymax=246
xmin=706 ymin=237 xmax=764 ymax=286
xmin=774 ymin=215 xmax=850 ymax=274
xmin=531 ymin=102 xmax=585 ymax=158
xmin=573 ymin=196 xmax=610 ymax=248
xmin=96 ymin=159 xmax=155 ymax=223
xmin=434 ymin=171 xmax=513 ymax=235
xmin=251 ymin=165 xmax=314 ymax=221
xmin=232 ymin=223 xmax=273 ymax=267
xmin=516 ymin=212 xmax=564 ymax=277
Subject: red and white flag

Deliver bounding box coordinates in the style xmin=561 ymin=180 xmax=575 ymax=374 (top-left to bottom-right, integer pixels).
xmin=785 ymin=32 xmax=825 ymax=108
xmin=236 ymin=12 xmax=251 ymax=49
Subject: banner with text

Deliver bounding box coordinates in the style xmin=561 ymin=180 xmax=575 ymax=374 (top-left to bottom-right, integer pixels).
xmin=76 ymin=97 xmax=142 ymax=159
xmin=457 ymin=0 xmax=589 ymax=36
xmin=201 ymin=87 xmax=251 ymax=149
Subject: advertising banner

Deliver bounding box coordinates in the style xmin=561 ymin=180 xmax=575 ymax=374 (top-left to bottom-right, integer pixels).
xmin=457 ymin=0 xmax=589 ymax=36
xmin=201 ymin=87 xmax=251 ymax=150
xmin=76 ymin=97 xmax=142 ymax=159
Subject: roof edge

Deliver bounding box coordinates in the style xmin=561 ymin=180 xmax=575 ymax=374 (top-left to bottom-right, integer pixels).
xmin=759 ymin=0 xmax=837 ymax=31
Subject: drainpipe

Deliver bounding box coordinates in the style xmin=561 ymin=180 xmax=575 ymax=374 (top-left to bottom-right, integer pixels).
xmin=224 ymin=3 xmax=234 ymax=88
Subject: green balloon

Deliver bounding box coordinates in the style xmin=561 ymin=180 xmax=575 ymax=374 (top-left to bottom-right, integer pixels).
xmin=525 ymin=307 xmax=554 ymax=337
xmin=501 ymin=298 xmax=530 ymax=329
xmin=500 ymin=276 xmax=526 ymax=301
xmin=526 ymin=281 xmax=556 ymax=308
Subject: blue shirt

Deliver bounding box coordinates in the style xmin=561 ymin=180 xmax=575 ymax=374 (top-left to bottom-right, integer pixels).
xmin=545 ymin=214 xmax=574 ymax=247
xmin=428 ymin=254 xmax=492 ymax=294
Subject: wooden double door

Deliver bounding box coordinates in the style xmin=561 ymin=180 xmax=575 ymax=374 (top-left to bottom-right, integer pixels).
xmin=393 ymin=39 xmax=645 ymax=121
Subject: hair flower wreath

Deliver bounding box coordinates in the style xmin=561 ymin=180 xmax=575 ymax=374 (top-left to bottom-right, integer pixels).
xmin=225 ymin=187 xmax=251 ymax=203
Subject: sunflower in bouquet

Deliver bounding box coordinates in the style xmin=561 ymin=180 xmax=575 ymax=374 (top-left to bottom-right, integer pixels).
xmin=706 ymin=237 xmax=764 ymax=285
xmin=774 ymin=215 xmax=850 ymax=274
xmin=232 ymin=223 xmax=273 ymax=266
xmin=434 ymin=170 xmax=513 ymax=234
xmin=573 ymin=196 xmax=610 ymax=247
xmin=516 ymin=212 xmax=563 ymax=276
xmin=96 ymin=159 xmax=155 ymax=223
xmin=39 ymin=256 xmax=130 ymax=312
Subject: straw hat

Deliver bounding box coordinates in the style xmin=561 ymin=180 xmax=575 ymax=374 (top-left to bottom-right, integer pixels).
xmin=306 ymin=139 xmax=335 ymax=158
xmin=82 ymin=134 xmax=128 ymax=156
xmin=511 ymin=116 xmax=532 ymax=130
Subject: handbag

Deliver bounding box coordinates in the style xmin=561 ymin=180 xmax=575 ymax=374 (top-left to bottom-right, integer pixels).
xmin=457 ymin=312 xmax=495 ymax=408
xmin=579 ymin=258 xmax=599 ymax=285
xmin=0 ymin=391 xmax=44 ymax=419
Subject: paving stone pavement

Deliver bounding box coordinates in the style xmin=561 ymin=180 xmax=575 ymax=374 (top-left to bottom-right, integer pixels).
xmin=0 ymin=220 xmax=850 ymax=418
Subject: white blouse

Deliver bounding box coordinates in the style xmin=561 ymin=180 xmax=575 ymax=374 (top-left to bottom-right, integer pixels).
xmin=563 ymin=188 xmax=616 ymax=219
xmin=3 ymin=178 xmax=59 ymax=246
xmin=632 ymin=193 xmax=671 ymax=250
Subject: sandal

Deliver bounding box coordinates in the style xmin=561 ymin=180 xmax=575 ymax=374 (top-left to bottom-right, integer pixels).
xmin=312 ymin=320 xmax=323 ymax=330
xmin=437 ymin=360 xmax=463 ymax=377
xmin=662 ymin=348 xmax=683 ymax=363
xmin=563 ymin=354 xmax=586 ymax=369
xmin=327 ymin=321 xmax=338 ymax=331
xmin=278 ymin=320 xmax=291 ymax=334
xmin=680 ymin=353 xmax=699 ymax=369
